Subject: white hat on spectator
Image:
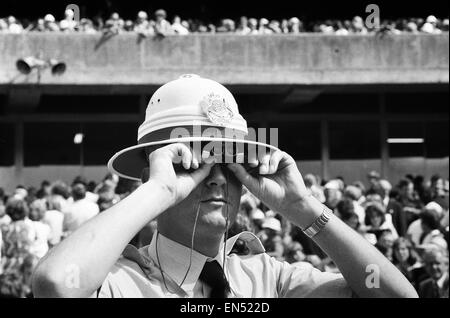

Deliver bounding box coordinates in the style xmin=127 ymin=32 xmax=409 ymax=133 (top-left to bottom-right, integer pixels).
xmin=250 ymin=209 xmax=265 ymax=220
xmin=426 ymin=15 xmax=438 ymax=24
xmin=289 ymin=17 xmax=300 ymax=24
xmin=262 ymin=217 xmax=281 ymax=232
xmin=60 ymin=19 xmax=69 ymax=30
xmin=260 ymin=18 xmax=269 ymax=25
xmin=324 ymin=180 xmax=341 ymax=191
xmin=138 ymin=11 xmax=148 ymax=19
xmin=44 ymin=14 xmax=55 ymax=23
xmin=425 ymin=201 xmax=444 ymax=216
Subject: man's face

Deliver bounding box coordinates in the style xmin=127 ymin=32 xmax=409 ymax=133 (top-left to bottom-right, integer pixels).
xmin=160 ymin=164 xmax=242 ymax=237
xmin=424 ymin=252 xmax=449 ymax=280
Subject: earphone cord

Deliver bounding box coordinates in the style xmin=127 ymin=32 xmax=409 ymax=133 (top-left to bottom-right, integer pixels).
xmin=156 ymin=187 xmax=203 ymax=295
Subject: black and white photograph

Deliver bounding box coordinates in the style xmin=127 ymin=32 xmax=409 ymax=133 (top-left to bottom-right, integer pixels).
xmin=0 ymin=0 xmax=448 ymax=303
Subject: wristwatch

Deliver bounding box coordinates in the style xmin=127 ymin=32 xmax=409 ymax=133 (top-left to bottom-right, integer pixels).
xmin=303 ymin=206 xmax=334 ymax=238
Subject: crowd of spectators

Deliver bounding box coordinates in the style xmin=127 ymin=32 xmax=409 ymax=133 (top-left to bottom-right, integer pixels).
xmin=1 ymin=9 xmax=448 ymax=36
xmin=0 ymin=170 xmax=448 ymax=298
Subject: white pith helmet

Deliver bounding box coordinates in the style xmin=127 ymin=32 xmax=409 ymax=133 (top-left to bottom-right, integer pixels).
xmin=108 ymin=74 xmax=279 ymax=180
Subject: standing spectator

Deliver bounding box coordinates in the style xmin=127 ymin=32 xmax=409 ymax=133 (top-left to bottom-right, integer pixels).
xmin=385 ymin=187 xmax=408 ymax=237
xmin=367 ymin=170 xmax=381 ymax=193
xmin=418 ymin=246 xmax=449 ymax=298
xmin=343 ymin=185 xmax=365 ymax=225
xmin=63 ymin=181 xmax=99 ymax=234
xmin=104 ymin=12 xmax=124 ymax=34
xmin=248 ymin=18 xmax=259 ymax=34
xmin=258 ymin=18 xmax=273 ymax=34
xmin=288 ymin=17 xmax=301 ymax=33
xmin=236 ymin=16 xmax=251 ymax=35
xmin=154 ymin=9 xmax=173 ymax=36
xmin=43 ymin=14 xmax=59 ymax=31
xmin=60 ymin=8 xmax=78 ymax=32
xmin=351 ymin=16 xmax=368 ymax=34
xmin=172 ymin=15 xmax=189 ymax=35
xmin=421 ymin=15 xmax=442 ymax=34
xmin=6 ymin=16 xmax=23 ymax=33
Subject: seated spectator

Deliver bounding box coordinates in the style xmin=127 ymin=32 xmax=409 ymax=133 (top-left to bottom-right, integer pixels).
xmin=324 ymin=180 xmax=343 ymax=211
xmin=342 ymin=185 xmax=365 ymax=224
xmin=375 ymin=230 xmax=396 ymax=261
xmin=418 ymin=206 xmax=448 ymax=250
xmin=63 ymin=180 xmax=99 ymax=234
xmin=364 ymin=202 xmax=399 ymax=240
xmin=418 ymin=246 xmax=449 ymax=298
xmin=407 ymin=201 xmax=443 ymax=247
xmin=392 ymin=237 xmax=421 ymax=285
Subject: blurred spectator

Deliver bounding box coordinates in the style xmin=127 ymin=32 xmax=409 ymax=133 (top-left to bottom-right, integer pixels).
xmin=258 ymin=18 xmax=273 ymax=34
xmin=304 ymin=174 xmax=326 ymax=203
xmin=418 ymin=246 xmax=449 ymax=298
xmin=421 ymin=15 xmax=442 ymax=34
xmin=236 ymin=16 xmax=251 ymax=35
xmin=0 ymin=198 xmax=38 ymax=297
xmin=392 ymin=237 xmax=421 ymax=284
xmin=248 ymin=18 xmax=259 ymax=34
xmin=43 ymin=14 xmax=59 ymax=31
xmin=364 ymin=202 xmax=399 ymax=240
xmin=36 ymin=180 xmax=51 ymax=200
xmin=397 ymin=178 xmax=423 ymax=224
xmin=60 ymin=8 xmax=77 ymax=32
xmin=154 ymin=9 xmax=173 ymax=36
xmin=43 ymin=195 xmax=65 ymax=246
xmin=63 ymin=181 xmax=99 ymax=233
xmin=172 ymin=15 xmax=189 ymax=35
xmin=28 ymin=200 xmax=51 ymax=258
xmin=418 ymin=206 xmax=448 ymax=250
xmin=324 ymin=180 xmax=343 ymax=211
xmin=407 ymin=201 xmax=443 ymax=247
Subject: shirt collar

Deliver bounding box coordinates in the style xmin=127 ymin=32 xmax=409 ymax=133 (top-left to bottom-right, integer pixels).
xmin=146 ymin=230 xmax=265 ymax=291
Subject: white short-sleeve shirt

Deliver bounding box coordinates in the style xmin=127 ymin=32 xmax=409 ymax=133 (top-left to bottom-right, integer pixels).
xmin=97 ymin=231 xmax=352 ymax=298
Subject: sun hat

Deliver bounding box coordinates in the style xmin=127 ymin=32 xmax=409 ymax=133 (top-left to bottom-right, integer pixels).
xmin=108 ymin=74 xmax=279 ymax=180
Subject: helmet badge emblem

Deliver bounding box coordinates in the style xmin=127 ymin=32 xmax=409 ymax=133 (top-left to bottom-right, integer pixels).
xmin=200 ymin=92 xmax=234 ymax=126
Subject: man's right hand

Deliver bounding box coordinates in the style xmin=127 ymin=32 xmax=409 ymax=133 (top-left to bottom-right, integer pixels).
xmin=147 ymin=143 xmax=214 ymax=206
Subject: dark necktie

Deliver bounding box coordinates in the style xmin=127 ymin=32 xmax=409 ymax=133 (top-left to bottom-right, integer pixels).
xmin=199 ymin=260 xmax=230 ymax=298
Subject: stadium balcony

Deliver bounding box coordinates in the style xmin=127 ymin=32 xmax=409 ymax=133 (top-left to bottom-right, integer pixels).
xmin=0 ymin=32 xmax=448 ymax=88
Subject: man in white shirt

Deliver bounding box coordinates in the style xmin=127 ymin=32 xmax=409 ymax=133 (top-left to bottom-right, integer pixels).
xmin=33 ymin=75 xmax=417 ymax=298
xmin=63 ymin=181 xmax=99 ymax=234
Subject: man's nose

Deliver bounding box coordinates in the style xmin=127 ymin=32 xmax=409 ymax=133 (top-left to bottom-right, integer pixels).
xmin=205 ymin=164 xmax=228 ymax=188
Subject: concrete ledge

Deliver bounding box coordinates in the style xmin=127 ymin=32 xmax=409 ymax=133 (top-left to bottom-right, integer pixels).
xmin=0 ymin=33 xmax=448 ymax=85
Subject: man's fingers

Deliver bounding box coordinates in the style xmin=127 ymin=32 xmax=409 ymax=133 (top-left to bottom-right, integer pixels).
xmin=259 ymin=153 xmax=271 ymax=175
xmin=268 ymin=150 xmax=284 ymax=174
xmin=227 ymin=163 xmax=259 ymax=192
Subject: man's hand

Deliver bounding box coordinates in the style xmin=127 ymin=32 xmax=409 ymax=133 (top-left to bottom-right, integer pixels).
xmin=147 ymin=143 xmax=214 ymax=206
xmin=227 ymin=150 xmax=315 ymax=228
